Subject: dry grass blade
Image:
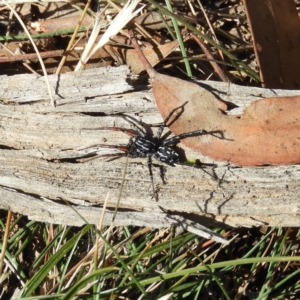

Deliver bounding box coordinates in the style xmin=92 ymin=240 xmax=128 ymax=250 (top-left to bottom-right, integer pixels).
xmin=0 ymin=211 xmax=12 ymax=275
xmin=75 ymin=0 xmax=144 ymax=71
xmin=55 ymin=0 xmax=93 ymax=74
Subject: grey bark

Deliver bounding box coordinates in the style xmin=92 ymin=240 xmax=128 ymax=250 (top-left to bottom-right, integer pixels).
xmin=1 ymin=66 xmax=300 ymax=243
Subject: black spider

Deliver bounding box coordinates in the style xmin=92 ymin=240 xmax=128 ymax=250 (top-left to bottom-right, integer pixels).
xmin=81 ymin=111 xmax=208 ymax=199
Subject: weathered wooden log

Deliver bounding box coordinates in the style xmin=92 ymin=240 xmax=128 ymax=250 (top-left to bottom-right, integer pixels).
xmin=1 ymin=66 xmax=300 ymax=243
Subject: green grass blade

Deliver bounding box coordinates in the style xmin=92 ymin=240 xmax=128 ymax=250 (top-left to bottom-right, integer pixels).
xmin=22 ymin=225 xmax=92 ymax=297
xmin=165 ymin=0 xmax=192 ymax=77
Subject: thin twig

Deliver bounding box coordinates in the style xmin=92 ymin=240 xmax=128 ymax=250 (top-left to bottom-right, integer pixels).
xmin=0 ymin=49 xmax=64 ymax=62
xmin=197 ymin=0 xmax=225 ymax=61
xmin=190 ymin=32 xmax=228 ymax=82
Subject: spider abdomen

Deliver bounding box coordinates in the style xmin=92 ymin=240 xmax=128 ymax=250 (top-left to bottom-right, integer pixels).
xmin=154 ymin=146 xmax=180 ymax=165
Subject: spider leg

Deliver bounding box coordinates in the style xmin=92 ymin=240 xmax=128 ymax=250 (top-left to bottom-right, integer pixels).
xmin=84 ymin=127 xmax=137 ymax=137
xmin=79 ymin=143 xmax=129 ymax=153
xmin=162 ymin=129 xmax=208 ymax=146
xmin=117 ymin=115 xmax=147 ymax=137
xmin=147 ymin=154 xmax=158 ymax=201
xmin=155 ymin=123 xmax=166 ymax=140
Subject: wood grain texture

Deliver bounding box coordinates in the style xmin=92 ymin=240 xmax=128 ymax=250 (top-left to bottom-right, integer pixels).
xmin=1 ymin=66 xmax=300 ymax=234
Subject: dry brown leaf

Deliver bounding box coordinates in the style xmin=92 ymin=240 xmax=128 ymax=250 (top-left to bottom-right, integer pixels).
xmin=152 ymin=72 xmax=300 ymax=166
xmin=130 ymin=31 xmax=300 ymax=166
